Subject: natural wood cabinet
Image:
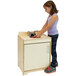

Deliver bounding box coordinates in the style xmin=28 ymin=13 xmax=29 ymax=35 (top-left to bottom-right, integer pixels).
xmin=18 ymin=31 xmax=52 ymax=75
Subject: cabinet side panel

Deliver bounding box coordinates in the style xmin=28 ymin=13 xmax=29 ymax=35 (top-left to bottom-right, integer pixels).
xmin=18 ymin=36 xmax=24 ymax=72
xmin=49 ymin=38 xmax=52 ymax=64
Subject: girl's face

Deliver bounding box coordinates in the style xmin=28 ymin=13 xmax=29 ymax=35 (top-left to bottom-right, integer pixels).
xmin=44 ymin=6 xmax=52 ymax=14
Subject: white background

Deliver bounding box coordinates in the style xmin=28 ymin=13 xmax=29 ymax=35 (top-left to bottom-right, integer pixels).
xmin=0 ymin=0 xmax=76 ymax=76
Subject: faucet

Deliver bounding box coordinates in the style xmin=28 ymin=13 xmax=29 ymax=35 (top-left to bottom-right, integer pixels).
xmin=27 ymin=30 xmax=38 ymax=38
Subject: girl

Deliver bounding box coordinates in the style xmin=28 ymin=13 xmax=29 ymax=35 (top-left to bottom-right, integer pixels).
xmin=36 ymin=0 xmax=59 ymax=73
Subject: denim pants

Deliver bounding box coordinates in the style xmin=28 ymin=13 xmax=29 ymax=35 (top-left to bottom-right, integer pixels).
xmin=48 ymin=34 xmax=59 ymax=67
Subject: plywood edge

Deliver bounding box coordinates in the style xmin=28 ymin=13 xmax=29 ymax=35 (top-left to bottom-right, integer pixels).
xmin=18 ymin=36 xmax=24 ymax=74
xmin=49 ymin=37 xmax=52 ymax=64
xmin=23 ymin=40 xmax=24 ymax=75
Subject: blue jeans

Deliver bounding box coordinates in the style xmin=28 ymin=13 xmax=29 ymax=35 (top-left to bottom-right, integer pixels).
xmin=48 ymin=34 xmax=59 ymax=67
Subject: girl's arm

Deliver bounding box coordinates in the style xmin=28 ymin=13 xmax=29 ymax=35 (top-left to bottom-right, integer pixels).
xmin=38 ymin=15 xmax=58 ymax=36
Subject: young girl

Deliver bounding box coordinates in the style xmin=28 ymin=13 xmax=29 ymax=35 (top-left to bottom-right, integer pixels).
xmin=36 ymin=0 xmax=59 ymax=73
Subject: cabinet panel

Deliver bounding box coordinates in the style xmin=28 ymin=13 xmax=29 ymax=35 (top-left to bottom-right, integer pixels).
xmin=24 ymin=42 xmax=50 ymax=71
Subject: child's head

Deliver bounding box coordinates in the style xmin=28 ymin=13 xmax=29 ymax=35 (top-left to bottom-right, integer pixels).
xmin=43 ymin=0 xmax=58 ymax=15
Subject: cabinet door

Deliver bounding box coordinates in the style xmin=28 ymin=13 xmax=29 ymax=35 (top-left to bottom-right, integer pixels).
xmin=24 ymin=42 xmax=51 ymax=71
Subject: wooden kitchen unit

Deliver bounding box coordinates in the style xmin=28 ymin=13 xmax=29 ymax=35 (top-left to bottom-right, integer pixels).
xmin=18 ymin=31 xmax=52 ymax=75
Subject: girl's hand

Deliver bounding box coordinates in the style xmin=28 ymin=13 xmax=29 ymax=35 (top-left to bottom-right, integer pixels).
xmin=36 ymin=32 xmax=41 ymax=38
